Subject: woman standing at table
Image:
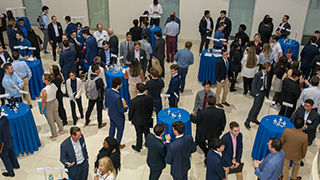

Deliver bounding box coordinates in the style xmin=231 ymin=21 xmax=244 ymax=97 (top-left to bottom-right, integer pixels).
xmin=50 ymin=65 xmax=67 ymax=126
xmin=94 ymin=157 xmax=117 ymax=180
xmin=124 ymin=58 xmax=145 ymax=99
xmin=40 ymin=73 xmax=64 ymax=138
xmin=26 ymin=29 xmax=42 ymax=61
xmin=241 ymin=46 xmax=259 ymax=95
xmin=6 ymin=20 xmax=18 ymax=52
xmin=246 ymin=33 xmax=263 ymax=55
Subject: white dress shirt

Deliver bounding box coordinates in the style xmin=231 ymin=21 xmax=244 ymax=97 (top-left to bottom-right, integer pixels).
xmin=206 ymin=17 xmax=211 ymax=30
xmin=149 ymin=4 xmax=163 ymax=18
xmin=94 ymin=30 xmax=109 ymax=48
xmin=0 ymin=53 xmax=5 ymax=63
xmin=164 ymin=21 xmax=179 ymax=37
xmin=53 ymin=23 xmax=59 ymax=37
xmin=304 ymin=111 xmax=310 ymax=125
xmin=134 ymin=50 xmax=140 ymax=60
xmin=70 ymin=137 xmax=85 ymax=164
xmin=297 ymin=86 xmax=320 ymax=113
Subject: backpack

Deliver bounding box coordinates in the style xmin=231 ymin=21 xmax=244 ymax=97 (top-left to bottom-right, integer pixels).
xmin=85 ymin=76 xmax=100 ymax=100
xmin=37 ymin=13 xmax=44 ymax=30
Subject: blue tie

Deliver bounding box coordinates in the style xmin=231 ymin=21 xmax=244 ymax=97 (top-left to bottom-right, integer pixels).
xmin=225 ymin=60 xmax=228 ymax=77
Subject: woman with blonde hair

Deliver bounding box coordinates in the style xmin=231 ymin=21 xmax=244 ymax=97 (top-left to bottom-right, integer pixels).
xmin=246 ymin=33 xmax=262 ymax=55
xmin=94 ymin=156 xmax=116 ymax=180
xmin=6 ymin=19 xmax=18 ymax=52
xmin=258 ymin=43 xmax=274 ymax=69
xmin=241 ymin=46 xmax=259 ymax=95
xmin=124 ymin=58 xmax=145 ymax=98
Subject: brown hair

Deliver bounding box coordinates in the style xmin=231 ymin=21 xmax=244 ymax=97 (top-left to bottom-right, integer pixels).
xmin=7 ymin=19 xmax=16 ymax=28
xmin=311 ymin=76 xmax=320 ymax=86
xmin=129 ymin=58 xmax=141 ymax=77
xmin=43 ymin=73 xmax=53 ymax=82
xmin=94 ymin=56 xmax=101 ymax=65
xmin=185 ymin=41 xmax=193 ymax=49
xmin=262 ymin=62 xmax=271 ymax=70
xmin=51 ymin=65 xmax=63 ymax=82
xmin=262 ymin=43 xmax=271 ymax=60
xmin=286 ymin=49 xmax=292 ymax=54
xmin=229 ymin=121 xmax=239 ymax=129
xmin=170 ymin=64 xmax=178 ymax=71
xmin=149 ymin=67 xmax=159 ymax=77
xmin=134 ymin=41 xmax=141 ymax=46
xmin=172 ymin=121 xmax=185 ymax=134
xmin=246 ymin=46 xmax=257 ymax=68
xmin=70 ymin=126 xmax=81 ymax=136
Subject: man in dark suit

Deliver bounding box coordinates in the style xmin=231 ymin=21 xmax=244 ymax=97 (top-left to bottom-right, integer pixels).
xmin=215 ymin=49 xmax=232 ymax=108
xmin=276 ymin=15 xmax=291 ymax=39
xmin=153 ymin=31 xmax=165 ymax=77
xmin=107 ymin=28 xmax=119 ymax=63
xmin=215 ymin=10 xmax=232 ymax=41
xmin=278 ymin=70 xmax=302 ymax=118
xmin=64 ymin=16 xmax=77 ymax=38
xmin=129 ymin=83 xmax=154 ymax=152
xmin=199 ymin=10 xmax=213 ymax=54
xmin=300 ymin=36 xmax=320 ymax=79
xmin=291 ymin=99 xmax=319 ymax=145
xmin=307 ymin=30 xmax=320 ymax=47
xmin=0 ymin=115 xmax=20 ymax=177
xmin=167 ymin=64 xmax=180 ymax=107
xmin=60 ymin=127 xmax=89 ymax=180
xmin=127 ymin=41 xmax=147 ymax=74
xmin=82 ymin=29 xmax=98 ymax=66
xmin=59 ymin=40 xmax=77 ymax=83
xmin=165 ymin=121 xmax=196 ymax=180
xmin=98 ymin=41 xmax=115 ymax=70
xmin=105 ymin=78 xmax=128 ymax=149
xmin=48 ymin=15 xmax=63 ymax=61
xmin=129 ymin=19 xmax=142 ymax=42
xmin=190 ymin=95 xmax=226 ymax=156
xmin=146 ymin=123 xmax=167 ymax=180
xmin=221 ymin=122 xmax=243 ymax=180
xmin=244 ymin=62 xmax=271 ymax=129
xmin=0 ymin=45 xmax=12 ymax=105
xmin=70 ymin=30 xmax=83 ymax=75
xmin=165 ymin=11 xmax=181 ymax=53
xmin=206 ymin=139 xmax=226 ymax=180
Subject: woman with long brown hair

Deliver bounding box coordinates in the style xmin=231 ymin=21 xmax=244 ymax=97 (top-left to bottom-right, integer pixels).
xmin=124 ymin=58 xmax=145 ymax=98
xmin=258 ymin=43 xmax=274 ymax=70
xmin=50 ymin=65 xmax=67 ymax=125
xmin=241 ymin=46 xmax=259 ymax=94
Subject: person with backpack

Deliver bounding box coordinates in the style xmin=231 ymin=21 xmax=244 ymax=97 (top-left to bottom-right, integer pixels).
xmin=40 ymin=6 xmax=50 ymax=54
xmin=85 ymin=63 xmax=107 ymax=129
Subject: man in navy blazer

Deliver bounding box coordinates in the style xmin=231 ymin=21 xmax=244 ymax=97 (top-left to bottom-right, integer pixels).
xmin=206 ymin=138 xmax=226 ymax=180
xmin=221 ymin=121 xmax=243 ymax=180
xmin=98 ymin=40 xmax=115 ymax=69
xmin=146 ymin=123 xmax=168 ymax=180
xmin=64 ymin=16 xmax=77 ymax=38
xmin=82 ymin=29 xmax=98 ymax=66
xmin=105 ymin=78 xmax=128 ymax=149
xmin=167 ymin=64 xmax=180 ymax=107
xmin=0 ymin=115 xmax=20 ymax=177
xmin=48 ymin=15 xmax=63 ymax=61
xmin=60 ymin=127 xmax=89 ymax=180
xmin=300 ymin=36 xmax=320 ymax=79
xmin=165 ymin=121 xmax=196 ymax=180
xmin=59 ymin=40 xmax=77 ymax=82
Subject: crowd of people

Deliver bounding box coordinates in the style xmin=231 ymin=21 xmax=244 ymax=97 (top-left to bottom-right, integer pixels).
xmin=0 ymin=0 xmax=320 ymax=180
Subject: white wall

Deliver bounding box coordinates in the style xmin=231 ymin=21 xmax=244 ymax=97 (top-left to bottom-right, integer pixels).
xmin=0 ymin=0 xmax=24 ymax=17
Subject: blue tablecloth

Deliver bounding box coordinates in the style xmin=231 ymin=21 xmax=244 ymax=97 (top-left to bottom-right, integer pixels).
xmin=251 ymin=115 xmax=294 ymax=160
xmin=278 ymin=39 xmax=300 ymax=58
xmin=15 ymin=17 xmax=31 ymax=31
xmin=157 ymin=108 xmax=191 ymax=142
xmin=24 ymin=59 xmax=45 ymax=100
xmin=105 ymin=67 xmax=130 ymax=108
xmin=150 ymin=25 xmax=162 ymax=48
xmin=198 ymin=49 xmax=221 ymax=83
xmin=1 ymin=103 xmax=41 ymax=156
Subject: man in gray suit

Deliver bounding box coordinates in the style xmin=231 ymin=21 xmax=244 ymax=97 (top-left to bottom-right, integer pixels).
xmin=120 ymin=32 xmax=134 ymax=66
xmin=58 ymin=33 xmax=75 ymax=54
xmin=153 ymin=31 xmax=165 ymax=77
xmin=140 ymin=33 xmax=152 ymax=69
xmin=193 ymin=80 xmax=216 ymax=112
xmin=244 ymin=62 xmax=271 ymax=129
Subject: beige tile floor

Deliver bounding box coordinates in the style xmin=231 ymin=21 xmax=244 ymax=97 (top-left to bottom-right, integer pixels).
xmin=0 ymin=29 xmax=317 ymax=180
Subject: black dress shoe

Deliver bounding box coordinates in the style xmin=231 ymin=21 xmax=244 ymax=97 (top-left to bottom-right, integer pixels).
xmin=63 ymin=121 xmax=68 ymax=126
xmin=2 ymin=172 xmax=14 ymax=177
xmin=131 ymin=145 xmax=140 ymax=152
xmin=252 ymin=119 xmax=260 ymax=125
xmin=29 ymin=104 xmax=33 ymax=109
xmin=85 ymin=120 xmax=91 ymax=126
xmin=81 ymin=114 xmax=84 ymax=119
xmin=244 ymin=122 xmax=251 ymax=129
xmin=300 ymin=161 xmax=304 ymax=166
xmin=230 ymin=89 xmax=237 ymax=92
xmin=308 ymin=141 xmax=312 ymax=146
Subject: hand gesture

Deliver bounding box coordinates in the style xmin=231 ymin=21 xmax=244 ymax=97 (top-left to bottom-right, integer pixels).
xmin=94 ymin=175 xmax=99 ymax=180
xmin=165 ymin=134 xmax=171 ymax=142
xmin=66 ymin=162 xmax=75 ymax=167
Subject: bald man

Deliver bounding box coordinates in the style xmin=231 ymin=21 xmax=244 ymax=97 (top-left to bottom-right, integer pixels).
xmin=107 ymin=28 xmax=119 ymax=63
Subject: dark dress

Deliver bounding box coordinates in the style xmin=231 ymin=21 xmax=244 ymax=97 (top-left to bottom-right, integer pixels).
xmin=26 ymin=33 xmax=42 ymax=60
xmin=94 ymin=147 xmax=121 ymax=174
xmin=52 ymin=76 xmax=67 ymax=124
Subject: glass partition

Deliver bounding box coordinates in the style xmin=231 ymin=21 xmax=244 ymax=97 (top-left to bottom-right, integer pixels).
xmin=87 ymin=0 xmax=110 ymax=30
xmin=23 ymin=0 xmax=42 ymax=25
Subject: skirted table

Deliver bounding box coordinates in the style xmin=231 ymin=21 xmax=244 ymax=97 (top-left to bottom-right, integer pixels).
xmin=105 ymin=67 xmax=130 ymax=108
xmin=24 ymin=59 xmax=45 ymax=100
xmin=278 ymin=39 xmax=300 ymax=58
xmin=251 ymin=115 xmax=294 ymax=160
xmin=198 ymin=49 xmax=221 ymax=84
xmin=157 ymin=107 xmax=191 ymax=142
xmin=1 ymin=103 xmax=41 ymax=156
xmin=150 ymin=25 xmax=162 ymax=48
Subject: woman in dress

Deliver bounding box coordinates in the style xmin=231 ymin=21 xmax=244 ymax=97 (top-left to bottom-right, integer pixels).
xmin=124 ymin=58 xmax=145 ymax=99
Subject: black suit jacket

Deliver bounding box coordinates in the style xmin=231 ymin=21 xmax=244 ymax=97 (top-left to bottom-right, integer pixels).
xmin=129 ymin=26 xmax=142 ymax=42
xmin=276 ymin=22 xmax=291 ymax=39
xmin=215 ymin=58 xmax=232 ymax=83
xmin=190 ymin=106 xmax=226 ymax=141
xmin=199 ymin=16 xmax=214 ymax=36
xmin=98 ymin=48 xmax=115 ymax=68
xmin=221 ymin=132 xmax=243 ymax=167
xmin=69 ymin=38 xmax=81 ymax=58
xmin=300 ymin=44 xmax=320 ymax=68
xmin=153 ymin=38 xmax=165 ymax=61
xmin=129 ymin=94 xmax=154 ymax=126
xmin=259 ymin=24 xmax=272 ymax=45
xmin=291 ymin=106 xmax=319 ymax=137
xmin=250 ymin=70 xmax=269 ymax=97
xmin=127 ymin=49 xmax=147 ymax=73
xmin=279 ymin=78 xmax=301 ymax=107
xmin=48 ymin=22 xmax=63 ymax=42
xmin=0 ymin=116 xmax=13 ymax=151
xmin=145 ymin=133 xmax=167 ymax=171
xmin=109 ymin=35 xmax=119 ymax=55
xmin=215 ymin=17 xmax=232 ymax=38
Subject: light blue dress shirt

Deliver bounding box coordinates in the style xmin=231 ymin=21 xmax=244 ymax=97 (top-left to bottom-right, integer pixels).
xmin=41 ymin=12 xmax=49 ymax=29
xmin=174 ymin=48 xmax=194 ymax=68
xmin=254 ymin=150 xmax=285 ymax=180
xmin=214 ymin=29 xmax=225 ymax=47
xmin=2 ymin=73 xmax=24 ymax=98
xmin=12 ymin=60 xmax=32 ymax=80
xmin=104 ymin=49 xmax=111 ymax=67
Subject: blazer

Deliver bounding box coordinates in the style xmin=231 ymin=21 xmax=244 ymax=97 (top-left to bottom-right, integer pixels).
xmin=279 ymin=78 xmax=301 ymax=107
xmin=59 ymin=48 xmax=77 ymax=75
xmin=98 ymin=49 xmax=114 ymax=68
xmin=66 ymin=77 xmax=82 ymax=100
xmin=215 ymin=58 xmax=232 ymax=83
xmin=129 ymin=26 xmax=142 ymax=42
xmin=206 ymin=149 xmax=226 ymax=180
xmin=250 ymin=70 xmax=269 ymax=97
xmin=48 ymin=22 xmax=63 ymax=42
xmin=6 ymin=27 xmax=18 ymax=50
xmin=221 ymin=132 xmax=243 ymax=167
xmin=127 ymin=48 xmax=147 ymax=73
xmin=60 ymin=136 xmax=89 ymax=177
xmin=120 ymin=41 xmax=134 ymax=64
xmin=259 ymin=24 xmax=272 ymax=45
xmin=65 ymin=22 xmax=77 ymax=38
xmin=166 ymin=75 xmax=180 ymax=102
xmin=199 ymin=16 xmax=214 ymax=36
xmin=109 ymin=35 xmax=119 ymax=55
xmin=190 ymin=106 xmax=226 ymax=141
xmin=165 ymin=135 xmax=196 ymax=178
xmin=153 ymin=38 xmax=165 ymax=61
xmin=145 ymin=133 xmax=167 ymax=171
xmin=58 ymin=41 xmax=76 ymax=54
xmin=69 ymin=37 xmax=82 ymax=58
xmin=0 ymin=116 xmax=13 ymax=151
xmin=105 ymin=88 xmax=128 ymax=121
xmin=291 ymin=106 xmax=319 ymax=138
xmin=85 ymin=35 xmax=98 ymax=65
xmin=300 ymin=44 xmax=320 ymax=68
xmin=129 ymin=94 xmax=154 ymax=126
xmin=276 ymin=22 xmax=291 ymax=39
xmin=280 ymin=128 xmax=308 ymax=161
xmin=76 ymin=28 xmax=85 ymax=49
xmin=215 ymin=17 xmax=232 ymax=38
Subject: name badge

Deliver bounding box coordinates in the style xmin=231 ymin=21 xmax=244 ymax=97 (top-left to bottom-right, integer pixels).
xmin=307 ymin=119 xmax=312 ymax=124
xmin=261 ymin=77 xmax=264 ymax=79
xmin=141 ymin=56 xmax=144 ymax=59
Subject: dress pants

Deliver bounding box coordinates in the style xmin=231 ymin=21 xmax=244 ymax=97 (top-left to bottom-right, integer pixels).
xmin=134 ymin=123 xmax=150 ymax=150
xmin=70 ymin=97 xmax=84 ymax=123
xmin=153 ymin=98 xmax=162 ymax=115
xmin=282 ymin=159 xmax=301 ymax=180
xmin=57 ymin=91 xmax=67 ymax=124
xmin=278 ymin=105 xmax=295 ymax=118
xmin=178 ymin=67 xmax=188 ymax=92
xmin=169 ymin=96 xmax=178 ymax=107
xmin=216 ymin=79 xmax=229 ymax=104
xmin=44 ymin=99 xmax=63 ymax=137
xmin=149 ymin=169 xmax=163 ymax=180
xmin=199 ymin=32 xmax=212 ymax=53
xmin=150 ymin=18 xmax=160 ymax=26
xmin=173 ymin=173 xmax=188 ymax=180
xmin=42 ymin=29 xmax=49 ymax=51
xmin=0 ymin=148 xmax=19 ymax=176
xmin=109 ymin=118 xmax=125 ymax=145
xmin=22 ymin=77 xmax=32 ymax=105
xmin=0 ymin=78 xmax=6 ymax=105
xmin=0 ymin=27 xmax=5 ymax=48
xmin=196 ymin=140 xmax=209 ymax=156
xmin=223 ymin=158 xmax=243 ymax=180
xmin=166 ymin=36 xmax=176 ymax=61
xmin=245 ymin=91 xmax=265 ymax=123
xmin=243 ymin=77 xmax=253 ymax=94
xmin=305 ymin=130 xmax=316 ymax=144
xmin=85 ymin=99 xmax=103 ymax=126
xmin=230 ymin=71 xmax=238 ymax=91
xmin=68 ymin=161 xmax=89 ymax=180
xmin=50 ymin=37 xmax=61 ymax=60
xmin=301 ymin=66 xmax=311 ymax=80
xmin=159 ymin=58 xmax=165 ymax=78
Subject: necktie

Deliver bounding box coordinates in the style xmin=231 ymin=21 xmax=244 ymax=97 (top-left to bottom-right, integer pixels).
xmin=264 ymin=74 xmax=267 ymax=89
xmin=202 ymin=92 xmax=207 ymax=109
xmin=127 ymin=42 xmax=129 ymax=51
xmin=225 ymin=60 xmax=228 ymax=77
